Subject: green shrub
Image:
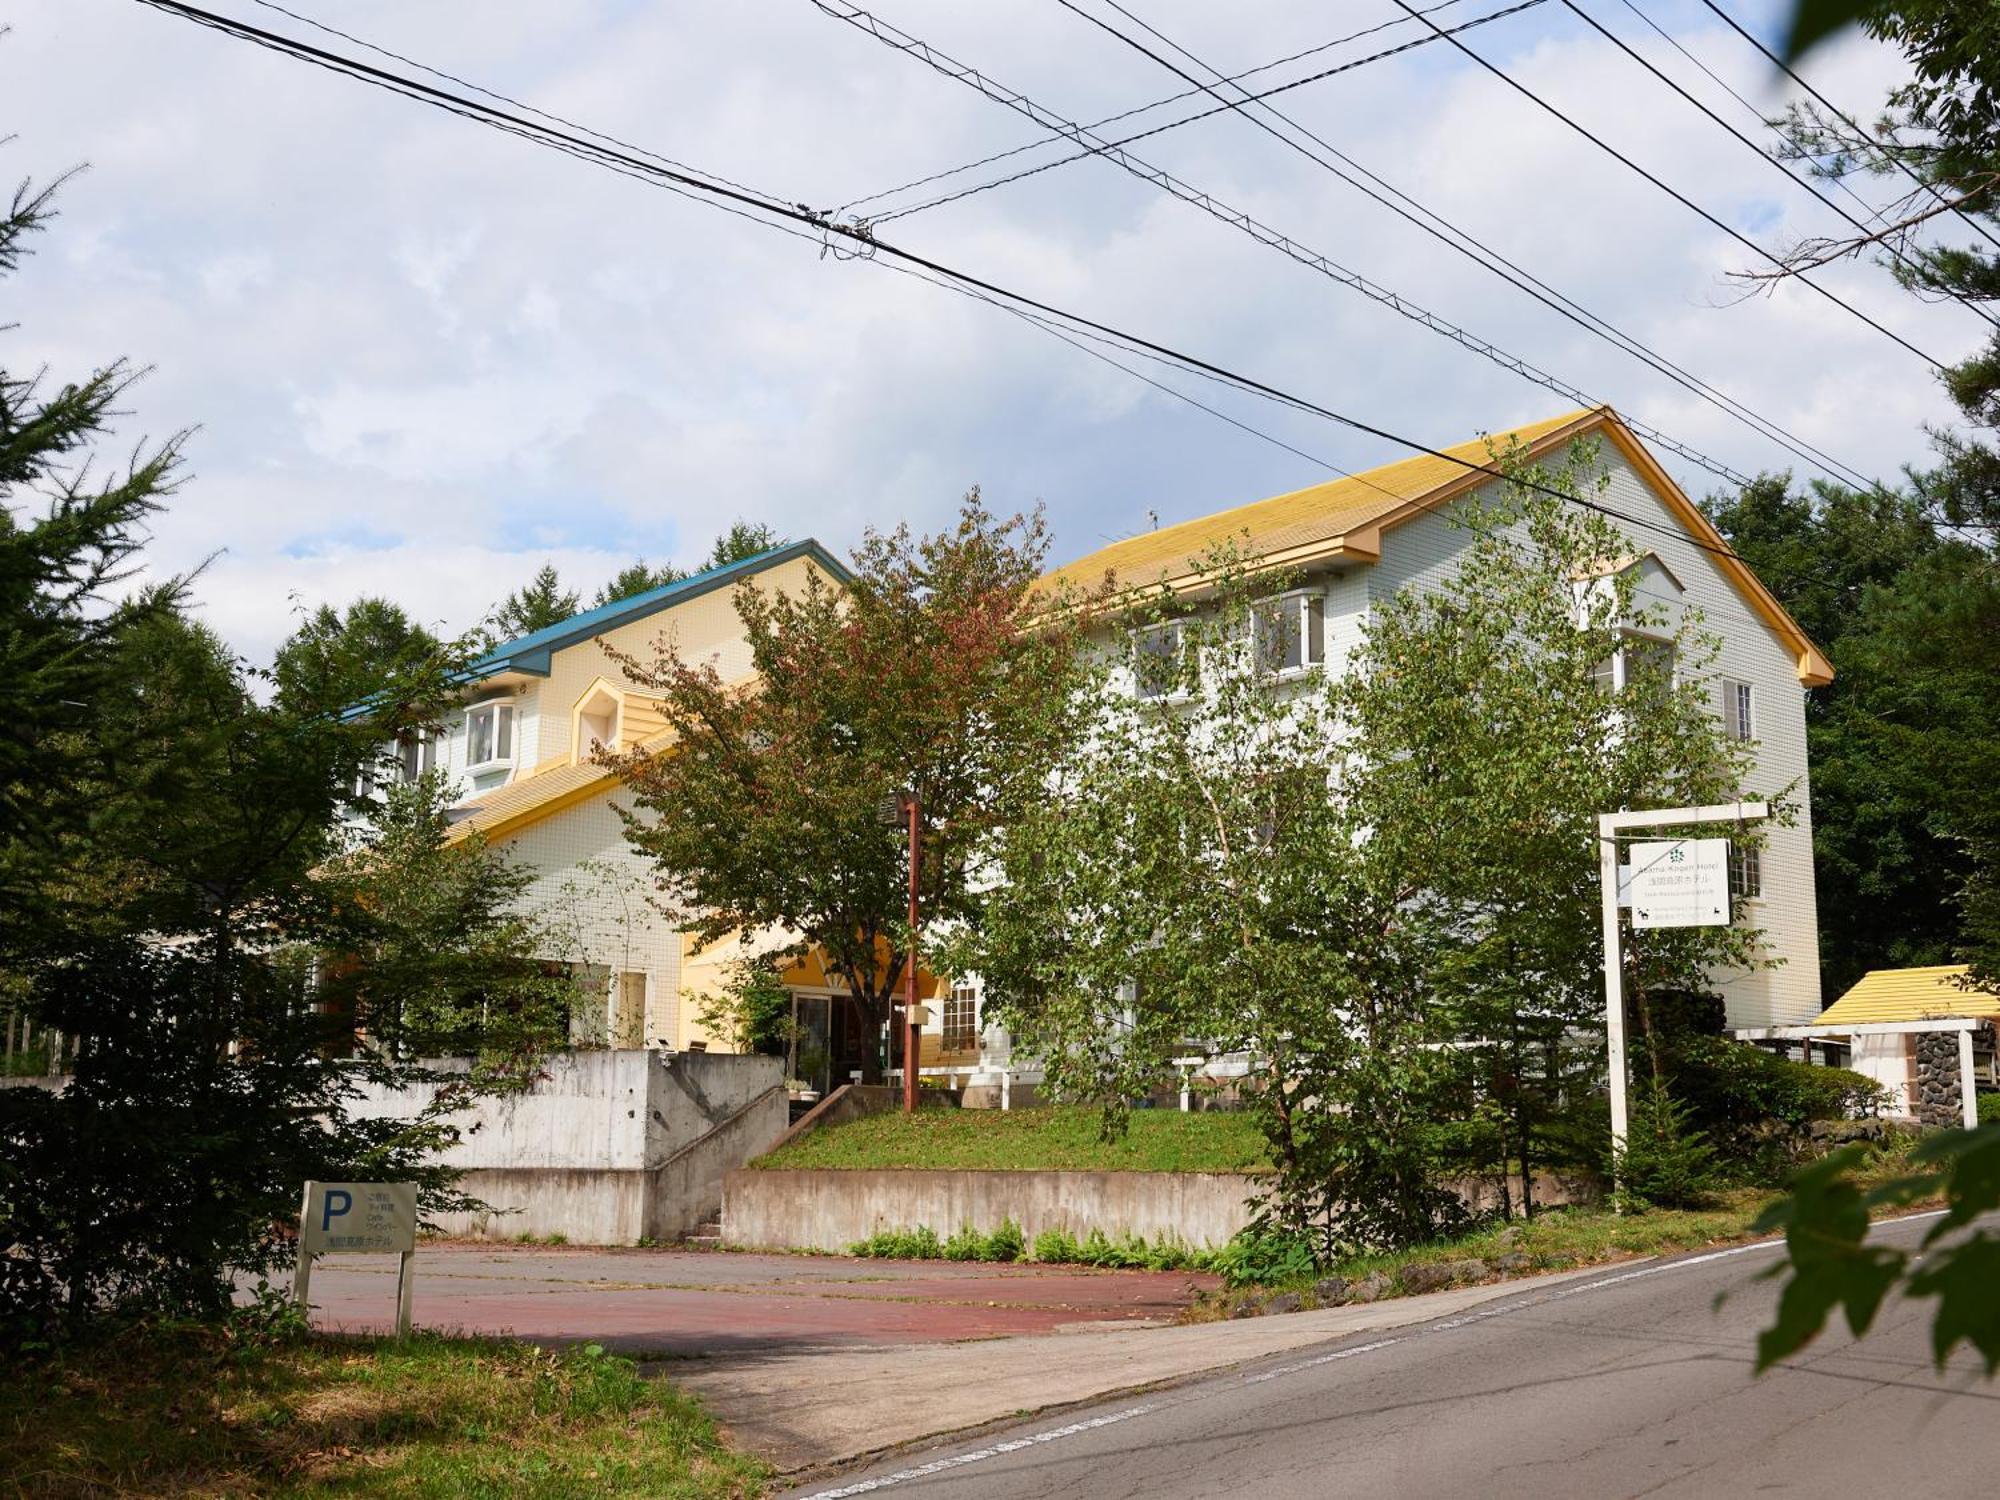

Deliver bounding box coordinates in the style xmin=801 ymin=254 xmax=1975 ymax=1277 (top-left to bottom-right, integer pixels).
xmin=942 ymin=1225 xmax=984 ymax=1262
xmin=1668 ymin=1036 xmax=1886 ymax=1177
xmin=1615 ymin=1080 xmax=1720 ymax=1211
xmin=848 ymin=1226 xmax=943 ymax=1259
xmin=1979 ymin=1091 xmax=2000 ymax=1126
xmin=981 ymin=1218 xmax=1025 ymax=1263
xmin=1205 ymin=1227 xmax=1319 ymax=1287
xmin=1031 ymin=1227 xmax=1080 ymax=1263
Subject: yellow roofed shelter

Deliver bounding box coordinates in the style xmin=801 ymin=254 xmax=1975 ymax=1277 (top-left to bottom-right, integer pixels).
xmin=1815 ymin=965 xmax=1997 ymax=1027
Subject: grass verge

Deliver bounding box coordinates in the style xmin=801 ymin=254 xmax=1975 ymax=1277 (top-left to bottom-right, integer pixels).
xmin=1 ymin=1322 xmax=768 ymax=1498
xmin=754 ymin=1103 xmax=1270 ymax=1173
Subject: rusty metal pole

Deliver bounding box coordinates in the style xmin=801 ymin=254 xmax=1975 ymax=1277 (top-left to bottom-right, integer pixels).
xmin=904 ymin=793 xmax=921 ymax=1114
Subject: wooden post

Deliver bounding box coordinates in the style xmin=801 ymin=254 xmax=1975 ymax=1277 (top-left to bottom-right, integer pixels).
xmin=294 ymin=1181 xmax=317 ymax=1313
xmin=1958 ymin=1028 xmax=1979 ymax=1132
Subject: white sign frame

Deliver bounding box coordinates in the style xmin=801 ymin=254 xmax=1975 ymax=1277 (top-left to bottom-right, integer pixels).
xmin=294 ymin=1180 xmax=418 ymax=1336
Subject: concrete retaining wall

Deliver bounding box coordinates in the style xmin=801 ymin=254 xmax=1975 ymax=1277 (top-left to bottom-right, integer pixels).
xmin=723 ymin=1166 xmax=1593 ymax=1253
xmin=725 ymin=1168 xmax=1259 ymax=1252
xmin=348 ymin=1049 xmax=786 ymax=1242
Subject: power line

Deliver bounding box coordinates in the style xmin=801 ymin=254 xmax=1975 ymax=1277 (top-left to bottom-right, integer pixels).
xmin=869 ymin=1 xmax=1548 ymax=223
xmin=814 ymin=0 xmax=1799 ymax=490
xmin=129 ymin=0 xmax=1805 ymax=581
xmin=1386 ymin=0 xmax=1950 ymax=369
xmin=840 ymin=0 xmax=1488 ymax=217
xmin=1558 ymin=0 xmax=2000 ymax=331
xmin=1611 ymin=0 xmax=1894 ymax=232
xmin=1694 ymin=0 xmax=2000 ymax=255
xmin=1040 ymin=0 xmax=1878 ymax=492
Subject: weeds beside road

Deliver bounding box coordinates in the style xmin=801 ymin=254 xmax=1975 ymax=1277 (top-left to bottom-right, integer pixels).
xmin=1 ymin=1321 xmax=766 ymax=1499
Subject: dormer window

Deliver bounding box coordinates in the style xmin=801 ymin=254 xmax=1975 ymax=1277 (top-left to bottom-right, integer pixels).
xmin=576 ymin=682 xmax=621 ymax=758
xmin=466 ymin=698 xmax=516 ymax=773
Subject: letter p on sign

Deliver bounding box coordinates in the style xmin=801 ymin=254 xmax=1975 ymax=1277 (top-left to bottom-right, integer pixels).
xmin=321 ymin=1189 xmax=352 ymax=1232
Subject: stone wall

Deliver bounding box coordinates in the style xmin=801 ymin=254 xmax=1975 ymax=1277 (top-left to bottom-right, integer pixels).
xmin=1913 ymin=1031 xmax=1964 ymax=1130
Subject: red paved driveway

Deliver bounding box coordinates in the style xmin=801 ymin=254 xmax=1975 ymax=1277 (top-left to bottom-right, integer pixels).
xmin=297 ymin=1244 xmax=1220 ymax=1355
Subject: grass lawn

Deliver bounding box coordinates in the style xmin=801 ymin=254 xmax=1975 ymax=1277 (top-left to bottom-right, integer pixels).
xmin=753 ymin=1103 xmax=1272 ymax=1173
xmin=1 ymin=1323 xmax=767 ymax=1499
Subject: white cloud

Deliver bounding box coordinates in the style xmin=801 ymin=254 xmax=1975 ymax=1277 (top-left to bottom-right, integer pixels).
xmin=1 ymin=0 xmax=1976 ymax=667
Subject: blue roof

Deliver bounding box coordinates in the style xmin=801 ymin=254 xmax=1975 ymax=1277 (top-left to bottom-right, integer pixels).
xmin=467 ymin=538 xmax=852 ymax=680
xmin=339 ymin=538 xmax=850 ymax=720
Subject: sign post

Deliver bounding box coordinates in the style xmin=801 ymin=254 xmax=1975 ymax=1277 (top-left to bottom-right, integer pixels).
xmin=296 ymin=1180 xmax=419 ymax=1337
xmin=1598 ymin=803 xmax=1766 ymax=1180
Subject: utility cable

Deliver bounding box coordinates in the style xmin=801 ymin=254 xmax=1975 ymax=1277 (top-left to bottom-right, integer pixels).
xmin=814 ymin=0 xmax=1811 ymax=489
xmin=1041 ymin=0 xmax=1878 ymax=491
xmin=1386 ymin=0 xmax=1950 ymax=369
xmin=869 ymin=1 xmax=1546 ymax=223
xmin=1695 ymin=0 xmax=2000 ymax=254
xmin=1558 ymin=0 xmax=2000 ymax=330
xmin=131 ymin=0 xmax=1803 ymax=579
xmin=839 ymin=0 xmax=1486 ymax=217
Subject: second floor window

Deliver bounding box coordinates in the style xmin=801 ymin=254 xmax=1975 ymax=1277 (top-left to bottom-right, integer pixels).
xmin=1134 ymin=623 xmax=1183 ymax=700
xmin=395 ymin=731 xmax=442 ymax=784
xmin=466 ymin=699 xmax=516 ymax=771
xmin=1723 ymin=679 xmax=1754 ymax=742
xmin=1729 ymin=841 xmax=1762 ymax=901
xmin=1253 ymin=591 xmax=1326 ymax=674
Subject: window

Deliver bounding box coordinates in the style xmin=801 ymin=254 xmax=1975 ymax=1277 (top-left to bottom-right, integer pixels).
xmin=1133 ymin=623 xmax=1182 ymax=699
xmin=943 ymin=981 xmax=978 ymax=1052
xmin=1729 ymin=842 xmax=1762 ymax=901
xmin=1253 ymin=591 xmax=1326 ymax=674
xmin=394 ymin=731 xmax=441 ymax=784
xmin=1593 ymin=636 xmax=1676 ymax=695
xmin=1723 ymin=679 xmax=1754 ymax=742
xmin=466 ymin=699 xmax=516 ymax=770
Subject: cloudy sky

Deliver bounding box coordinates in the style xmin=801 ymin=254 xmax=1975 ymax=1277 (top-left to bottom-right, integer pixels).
xmin=7 ymin=0 xmax=1979 ymax=663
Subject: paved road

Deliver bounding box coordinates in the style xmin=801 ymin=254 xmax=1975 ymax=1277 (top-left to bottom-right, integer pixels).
xmin=788 ymin=1213 xmax=2000 ymax=1499
xmin=298 ymin=1244 xmax=1217 ymax=1354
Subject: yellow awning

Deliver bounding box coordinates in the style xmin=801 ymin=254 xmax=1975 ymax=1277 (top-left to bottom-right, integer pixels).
xmin=1816 ymin=965 xmax=1997 ymax=1026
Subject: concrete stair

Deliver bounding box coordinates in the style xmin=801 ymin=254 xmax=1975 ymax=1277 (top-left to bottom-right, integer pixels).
xmin=683 ymin=1216 xmax=724 ymax=1250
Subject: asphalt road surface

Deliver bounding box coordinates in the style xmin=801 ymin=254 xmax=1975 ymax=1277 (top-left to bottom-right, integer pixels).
xmin=788 ymin=1212 xmax=2000 ymax=1500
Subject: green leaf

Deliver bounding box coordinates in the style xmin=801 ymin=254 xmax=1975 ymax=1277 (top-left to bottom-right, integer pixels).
xmin=1782 ymin=0 xmax=1881 ymax=62
xmin=1905 ymin=1233 xmax=2000 ymax=1375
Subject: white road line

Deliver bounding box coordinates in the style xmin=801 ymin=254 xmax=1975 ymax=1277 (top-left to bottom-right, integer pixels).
xmin=792 ymin=1209 xmax=1951 ymax=1498
xmin=796 ymin=1404 xmax=1162 ymax=1498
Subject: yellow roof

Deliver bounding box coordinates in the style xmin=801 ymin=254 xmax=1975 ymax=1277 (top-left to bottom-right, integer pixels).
xmin=1043 ymin=409 xmax=1589 ymax=595
xmin=444 ymin=754 xmax=626 ymax=844
xmin=1040 ymin=406 xmax=1833 ymax=687
xmin=1816 ymin=965 xmax=1998 ymax=1026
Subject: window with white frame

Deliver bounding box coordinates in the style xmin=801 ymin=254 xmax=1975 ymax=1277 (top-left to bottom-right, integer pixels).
xmin=1722 ymin=679 xmax=1754 ymax=742
xmin=395 ymin=730 xmax=442 ymax=784
xmin=1253 ymin=591 xmax=1326 ymax=675
xmin=1729 ymin=841 xmax=1762 ymax=901
xmin=1591 ymin=635 xmax=1676 ymax=695
xmin=943 ymin=981 xmax=978 ymax=1052
xmin=465 ymin=698 xmax=516 ymax=771
xmin=1133 ymin=622 xmax=1183 ymax=700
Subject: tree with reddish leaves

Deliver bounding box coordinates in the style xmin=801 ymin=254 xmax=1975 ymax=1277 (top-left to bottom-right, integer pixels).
xmin=607 ymin=493 xmax=1092 ymax=1083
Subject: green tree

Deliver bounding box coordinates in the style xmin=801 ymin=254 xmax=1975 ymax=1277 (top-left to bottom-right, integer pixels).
xmin=610 ymin=493 xmax=1088 ymax=1084
xmin=490 ymin=562 xmax=579 ymax=640
xmin=273 ymin=597 xmax=445 ymax=714
xmin=1708 ymin=477 xmax=1997 ymax=996
xmin=701 ymin=520 xmax=782 ymax=570
xmin=593 ymin=559 xmax=682 ymax=607
xmin=963 ymin=443 xmax=1760 ymax=1250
